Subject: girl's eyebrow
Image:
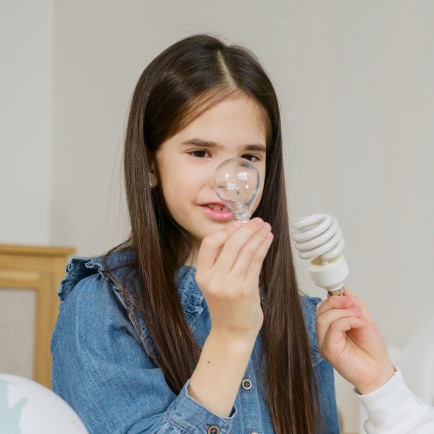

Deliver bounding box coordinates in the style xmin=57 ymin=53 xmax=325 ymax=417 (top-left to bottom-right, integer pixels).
xmin=181 ymin=138 xmax=267 ymax=153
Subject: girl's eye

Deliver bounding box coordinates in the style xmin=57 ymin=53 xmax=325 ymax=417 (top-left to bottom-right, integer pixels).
xmin=241 ymin=154 xmax=260 ymax=162
xmin=189 ymin=150 xmax=210 ymax=158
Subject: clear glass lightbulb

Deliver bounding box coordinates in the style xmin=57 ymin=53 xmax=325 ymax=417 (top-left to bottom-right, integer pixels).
xmin=213 ymin=157 xmax=260 ymax=222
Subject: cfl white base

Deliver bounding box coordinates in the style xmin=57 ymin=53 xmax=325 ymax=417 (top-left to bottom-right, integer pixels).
xmin=308 ymin=254 xmax=349 ymax=292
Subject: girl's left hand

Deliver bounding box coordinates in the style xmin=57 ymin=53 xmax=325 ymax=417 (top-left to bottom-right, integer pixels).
xmin=316 ymin=289 xmax=395 ymax=394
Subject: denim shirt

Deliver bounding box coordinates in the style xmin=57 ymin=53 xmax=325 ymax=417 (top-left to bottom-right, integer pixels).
xmin=51 ymin=249 xmax=339 ymax=434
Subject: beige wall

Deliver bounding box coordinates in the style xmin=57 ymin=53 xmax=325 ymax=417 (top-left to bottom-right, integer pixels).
xmin=1 ymin=1 xmax=434 ymax=432
xmin=0 ymin=0 xmax=54 ymax=244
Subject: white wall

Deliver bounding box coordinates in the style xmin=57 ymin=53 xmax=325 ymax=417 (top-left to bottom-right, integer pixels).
xmin=2 ymin=1 xmax=434 ymax=432
xmin=282 ymin=4 xmax=434 ymax=431
xmin=0 ymin=0 xmax=54 ymax=244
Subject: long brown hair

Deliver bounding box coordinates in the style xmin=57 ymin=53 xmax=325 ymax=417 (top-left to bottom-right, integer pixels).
xmin=111 ymin=34 xmax=317 ymax=433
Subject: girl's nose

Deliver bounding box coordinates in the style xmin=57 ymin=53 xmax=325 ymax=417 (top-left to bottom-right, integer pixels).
xmin=208 ymin=156 xmax=230 ymax=190
xmin=208 ymin=166 xmax=217 ymax=191
xmin=208 ymin=159 xmax=223 ymax=189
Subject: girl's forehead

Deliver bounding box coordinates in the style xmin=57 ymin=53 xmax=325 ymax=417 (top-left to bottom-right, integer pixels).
xmin=177 ymin=96 xmax=268 ymax=137
xmin=173 ymin=97 xmax=267 ymax=143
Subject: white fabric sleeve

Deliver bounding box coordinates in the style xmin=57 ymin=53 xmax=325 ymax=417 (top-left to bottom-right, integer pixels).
xmin=356 ymin=369 xmax=434 ymax=434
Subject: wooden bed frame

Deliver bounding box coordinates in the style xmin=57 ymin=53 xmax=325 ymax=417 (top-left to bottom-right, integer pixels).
xmin=0 ymin=244 xmax=75 ymax=388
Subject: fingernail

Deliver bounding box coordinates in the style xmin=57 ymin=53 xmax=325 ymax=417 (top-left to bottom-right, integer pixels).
xmin=231 ymin=221 xmax=243 ymax=229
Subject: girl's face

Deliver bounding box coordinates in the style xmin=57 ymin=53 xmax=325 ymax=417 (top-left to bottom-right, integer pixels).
xmin=155 ymin=96 xmax=267 ymax=254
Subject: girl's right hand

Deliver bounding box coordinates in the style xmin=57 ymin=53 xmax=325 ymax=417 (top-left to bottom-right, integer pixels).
xmin=195 ymin=217 xmax=273 ymax=343
xmin=188 ymin=218 xmax=273 ymax=416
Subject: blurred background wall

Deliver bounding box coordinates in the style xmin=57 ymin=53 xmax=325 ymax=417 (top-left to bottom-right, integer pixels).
xmin=1 ymin=1 xmax=433 ymax=432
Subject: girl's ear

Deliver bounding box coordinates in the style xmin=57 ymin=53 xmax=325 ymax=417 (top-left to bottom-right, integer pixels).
xmin=148 ymin=160 xmax=158 ymax=188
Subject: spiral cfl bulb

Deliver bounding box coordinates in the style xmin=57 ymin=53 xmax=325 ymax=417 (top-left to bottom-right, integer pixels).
xmin=292 ymin=213 xmax=349 ymax=295
xmin=213 ymin=158 xmax=260 ymax=223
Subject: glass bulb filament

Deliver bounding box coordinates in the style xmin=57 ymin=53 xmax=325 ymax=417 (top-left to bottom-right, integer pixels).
xmin=213 ymin=158 xmax=260 ymax=222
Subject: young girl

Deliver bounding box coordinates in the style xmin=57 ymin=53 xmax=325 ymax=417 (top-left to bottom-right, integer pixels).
xmin=51 ymin=33 xmax=334 ymax=433
xmin=51 ymin=34 xmax=434 ymax=433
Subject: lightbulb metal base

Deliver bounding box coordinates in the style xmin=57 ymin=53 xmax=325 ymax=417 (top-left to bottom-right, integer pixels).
xmin=327 ymin=287 xmax=345 ymax=297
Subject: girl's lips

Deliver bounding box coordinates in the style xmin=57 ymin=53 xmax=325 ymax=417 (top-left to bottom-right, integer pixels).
xmin=200 ymin=203 xmax=233 ymax=221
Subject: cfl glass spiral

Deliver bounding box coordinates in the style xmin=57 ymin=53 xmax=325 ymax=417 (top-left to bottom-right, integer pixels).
xmin=292 ymin=214 xmax=349 ymax=295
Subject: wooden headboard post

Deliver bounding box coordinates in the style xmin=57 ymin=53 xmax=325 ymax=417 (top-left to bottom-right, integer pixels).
xmin=0 ymin=244 xmax=75 ymax=388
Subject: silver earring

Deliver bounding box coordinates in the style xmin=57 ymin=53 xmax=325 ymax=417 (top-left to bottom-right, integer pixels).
xmin=149 ymin=180 xmax=154 ymax=189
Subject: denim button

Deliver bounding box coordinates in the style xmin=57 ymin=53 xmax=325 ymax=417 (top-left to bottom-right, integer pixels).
xmin=207 ymin=425 xmax=220 ymax=434
xmin=242 ymin=378 xmax=252 ymax=390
